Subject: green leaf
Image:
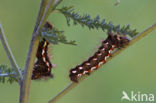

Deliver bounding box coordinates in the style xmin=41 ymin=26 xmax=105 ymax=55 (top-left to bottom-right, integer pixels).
xmin=0 ymin=65 xmax=19 ymax=84
xmin=57 ymin=6 xmax=138 ymax=37
xmin=41 ymin=26 xmax=76 ymax=45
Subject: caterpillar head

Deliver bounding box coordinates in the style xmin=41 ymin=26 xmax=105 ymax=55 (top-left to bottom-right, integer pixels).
xmin=69 ymin=68 xmax=79 ymax=82
xmin=119 ymin=35 xmax=130 ymax=47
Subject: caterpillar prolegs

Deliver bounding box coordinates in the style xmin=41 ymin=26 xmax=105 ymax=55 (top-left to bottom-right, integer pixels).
xmin=69 ymin=33 xmax=130 ymax=82
xmin=31 ymin=22 xmax=53 ymax=80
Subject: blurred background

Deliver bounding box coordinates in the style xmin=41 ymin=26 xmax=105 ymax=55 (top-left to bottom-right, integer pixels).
xmin=0 ymin=0 xmax=156 ymax=103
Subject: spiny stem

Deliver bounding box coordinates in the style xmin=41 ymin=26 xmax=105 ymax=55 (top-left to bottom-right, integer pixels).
xmin=48 ymin=22 xmax=156 ymax=103
xmin=0 ymin=24 xmax=23 ymax=82
xmin=19 ymin=0 xmax=62 ymax=103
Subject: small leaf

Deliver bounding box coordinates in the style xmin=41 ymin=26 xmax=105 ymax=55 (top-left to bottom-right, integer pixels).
xmin=57 ymin=6 xmax=138 ymax=37
xmin=0 ymin=65 xmax=20 ymax=84
xmin=41 ymin=26 xmax=76 ymax=45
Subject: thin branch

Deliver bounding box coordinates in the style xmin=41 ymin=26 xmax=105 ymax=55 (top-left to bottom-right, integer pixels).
xmin=33 ymin=0 xmax=49 ymax=33
xmin=36 ymin=0 xmax=56 ymax=35
xmin=0 ymin=24 xmax=23 ymax=82
xmin=48 ymin=23 xmax=156 ymax=103
xmin=19 ymin=0 xmax=48 ymax=102
xmin=19 ymin=0 xmax=61 ymax=103
xmin=52 ymin=0 xmax=63 ymax=10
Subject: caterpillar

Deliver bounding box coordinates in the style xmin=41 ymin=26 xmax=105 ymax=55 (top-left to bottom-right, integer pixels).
xmin=69 ymin=33 xmax=130 ymax=82
xmin=31 ymin=22 xmax=53 ymax=80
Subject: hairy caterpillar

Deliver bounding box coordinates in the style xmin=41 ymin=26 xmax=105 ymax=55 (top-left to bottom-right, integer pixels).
xmin=69 ymin=33 xmax=130 ymax=82
xmin=31 ymin=22 xmax=53 ymax=80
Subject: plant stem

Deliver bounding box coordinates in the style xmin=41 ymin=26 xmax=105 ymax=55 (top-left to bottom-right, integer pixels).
xmin=19 ymin=36 xmax=40 ymax=103
xmin=19 ymin=0 xmax=48 ymax=102
xmin=19 ymin=0 xmax=48 ymax=103
xmin=48 ymin=22 xmax=156 ymax=103
xmin=19 ymin=0 xmax=61 ymax=103
xmin=35 ymin=0 xmax=57 ymax=35
xmin=0 ymin=24 xmax=23 ymax=82
xmin=33 ymin=0 xmax=49 ymax=32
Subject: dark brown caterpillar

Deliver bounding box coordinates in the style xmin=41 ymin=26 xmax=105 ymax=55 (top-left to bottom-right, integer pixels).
xmin=31 ymin=22 xmax=53 ymax=80
xmin=69 ymin=33 xmax=130 ymax=82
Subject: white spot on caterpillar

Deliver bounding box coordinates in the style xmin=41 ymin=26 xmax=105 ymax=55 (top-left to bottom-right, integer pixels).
xmin=93 ymin=58 xmax=97 ymax=61
xmin=91 ymin=67 xmax=96 ymax=71
xmin=98 ymin=53 xmax=102 ymax=56
xmin=86 ymin=63 xmax=90 ymax=65
xmin=72 ymin=71 xmax=77 ymax=73
xmin=105 ymin=42 xmax=109 ymax=45
xmin=79 ymin=67 xmax=83 ymax=70
xmin=101 ymin=48 xmax=105 ymax=51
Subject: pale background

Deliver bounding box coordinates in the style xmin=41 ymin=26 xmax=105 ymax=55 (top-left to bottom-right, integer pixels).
xmin=0 ymin=0 xmax=156 ymax=103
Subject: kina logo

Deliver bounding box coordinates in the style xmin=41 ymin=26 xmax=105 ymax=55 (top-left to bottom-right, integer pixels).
xmin=121 ymin=91 xmax=154 ymax=102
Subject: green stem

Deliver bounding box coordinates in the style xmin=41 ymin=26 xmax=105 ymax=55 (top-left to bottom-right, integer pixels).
xmin=33 ymin=0 xmax=49 ymax=32
xmin=19 ymin=0 xmax=48 ymax=103
xmin=19 ymin=0 xmax=62 ymax=103
xmin=48 ymin=22 xmax=156 ymax=103
xmin=0 ymin=24 xmax=23 ymax=82
xmin=36 ymin=0 xmax=56 ymax=35
xmin=19 ymin=36 xmax=40 ymax=103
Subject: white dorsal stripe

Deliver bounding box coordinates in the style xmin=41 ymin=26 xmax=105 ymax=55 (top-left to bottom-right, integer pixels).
xmin=43 ymin=41 xmax=47 ymax=47
xmin=98 ymin=62 xmax=103 ymax=66
xmin=43 ymin=57 xmax=46 ymax=62
xmin=46 ymin=62 xmax=49 ymax=67
xmin=42 ymin=50 xmax=45 ymax=55
xmin=112 ymin=45 xmax=115 ymax=48
xmin=108 ymin=50 xmax=112 ymax=53
xmin=83 ymin=71 xmax=88 ymax=74
xmin=91 ymin=67 xmax=96 ymax=71
xmin=105 ymin=56 xmax=109 ymax=60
